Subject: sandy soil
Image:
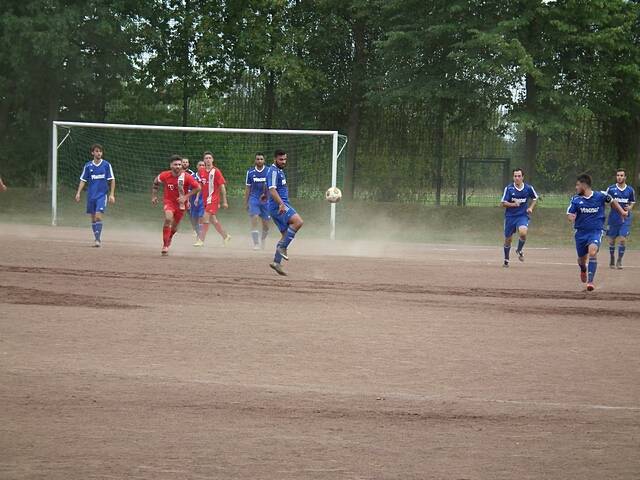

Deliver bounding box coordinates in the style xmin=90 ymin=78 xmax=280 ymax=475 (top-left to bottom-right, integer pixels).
xmin=1 ymin=224 xmax=639 ymax=479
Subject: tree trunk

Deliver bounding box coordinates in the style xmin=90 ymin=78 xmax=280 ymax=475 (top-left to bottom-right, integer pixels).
xmin=263 ymin=70 xmax=277 ymax=129
xmin=434 ymin=109 xmax=445 ymax=206
xmin=524 ymin=73 xmax=538 ymax=181
xmin=344 ymin=18 xmax=367 ymax=200
xmin=633 ymin=117 xmax=640 ymax=191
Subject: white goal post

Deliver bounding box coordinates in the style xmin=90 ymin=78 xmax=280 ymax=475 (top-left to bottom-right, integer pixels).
xmin=51 ymin=121 xmax=347 ymax=239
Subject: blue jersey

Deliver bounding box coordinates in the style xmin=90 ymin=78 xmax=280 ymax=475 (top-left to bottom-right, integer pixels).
xmin=501 ymin=183 xmax=538 ymax=217
xmin=245 ymin=166 xmax=268 ymax=202
xmin=266 ymin=164 xmax=289 ymax=208
xmin=606 ymin=184 xmax=635 ymax=225
xmin=80 ymin=160 xmax=115 ymax=200
xmin=567 ymin=190 xmax=612 ymax=232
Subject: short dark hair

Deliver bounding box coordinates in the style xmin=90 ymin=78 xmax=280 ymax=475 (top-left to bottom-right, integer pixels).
xmin=274 ymin=149 xmax=286 ymax=157
xmin=255 ymin=152 xmax=265 ymax=157
xmin=90 ymin=143 xmax=103 ymax=154
xmin=512 ymin=168 xmax=524 ymax=175
xmin=202 ymin=151 xmax=214 ymax=160
xmin=616 ymin=168 xmax=626 ymax=175
xmin=577 ymin=173 xmax=592 ymax=186
xmin=169 ymin=154 xmax=183 ymax=163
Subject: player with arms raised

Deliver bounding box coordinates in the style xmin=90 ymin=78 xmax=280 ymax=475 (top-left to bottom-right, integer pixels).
xmin=152 ymin=155 xmax=201 ymax=256
xmin=567 ymin=174 xmax=627 ymax=291
xmin=74 ymin=144 xmax=115 ymax=247
xmin=266 ymin=149 xmax=304 ymax=275
xmin=194 ymin=151 xmax=231 ymax=247
xmin=244 ymin=152 xmax=270 ymax=250
xmin=606 ymin=169 xmax=635 ymax=269
xmin=500 ymin=168 xmax=538 ymax=267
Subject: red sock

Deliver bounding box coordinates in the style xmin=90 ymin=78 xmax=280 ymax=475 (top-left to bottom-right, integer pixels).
xmin=199 ymin=223 xmax=210 ymax=241
xmin=170 ymin=229 xmax=177 ymax=244
xmin=162 ymin=226 xmax=171 ymax=247
xmin=214 ymin=221 xmax=226 ymax=238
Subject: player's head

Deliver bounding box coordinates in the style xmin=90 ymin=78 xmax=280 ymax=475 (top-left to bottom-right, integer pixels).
xmin=169 ymin=154 xmax=183 ymax=174
xmin=576 ymin=173 xmax=592 ymax=195
xmin=197 ymin=160 xmax=205 ymax=169
xmin=90 ymin=144 xmax=103 ymax=160
xmin=181 ymin=157 xmax=190 ymax=171
xmin=274 ymin=149 xmax=287 ymax=168
xmin=512 ymin=168 xmax=524 ymax=185
xmin=203 ymin=151 xmax=214 ymax=168
xmin=616 ymin=169 xmax=626 ymax=185
xmin=255 ymin=152 xmax=265 ymax=168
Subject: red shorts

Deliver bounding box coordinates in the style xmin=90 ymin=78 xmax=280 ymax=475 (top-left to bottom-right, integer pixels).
xmin=164 ymin=202 xmax=186 ymax=223
xmin=205 ymin=202 xmax=219 ymax=215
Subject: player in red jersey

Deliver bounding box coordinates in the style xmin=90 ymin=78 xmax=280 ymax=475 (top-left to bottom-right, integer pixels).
xmin=151 ymin=155 xmax=201 ymax=255
xmin=194 ymin=151 xmax=231 ymax=246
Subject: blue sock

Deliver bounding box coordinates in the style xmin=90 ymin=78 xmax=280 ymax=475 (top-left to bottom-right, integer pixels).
xmin=517 ymin=238 xmax=525 ymax=252
xmin=251 ymin=230 xmax=260 ymax=246
xmin=587 ymin=257 xmax=597 ymax=283
xmin=609 ymin=245 xmax=615 ymax=260
xmin=503 ymin=245 xmax=510 ymax=261
xmin=273 ymin=244 xmax=283 ymax=264
xmin=261 ymin=228 xmax=269 ymax=241
xmin=95 ymin=221 xmax=103 ymax=241
xmin=282 ymin=227 xmax=297 ymax=248
xmin=618 ymin=245 xmax=625 ymax=260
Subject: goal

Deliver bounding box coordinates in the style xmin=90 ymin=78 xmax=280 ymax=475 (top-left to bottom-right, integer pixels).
xmin=457 ymin=156 xmax=511 ymax=206
xmin=51 ymin=122 xmax=347 ymax=238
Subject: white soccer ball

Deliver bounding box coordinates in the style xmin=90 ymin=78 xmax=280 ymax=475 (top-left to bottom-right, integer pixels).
xmin=325 ymin=187 xmax=342 ymax=203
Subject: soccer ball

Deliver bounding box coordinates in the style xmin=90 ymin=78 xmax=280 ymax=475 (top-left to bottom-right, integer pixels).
xmin=325 ymin=187 xmax=342 ymax=203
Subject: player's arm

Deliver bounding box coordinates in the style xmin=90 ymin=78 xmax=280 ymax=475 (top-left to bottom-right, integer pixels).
xmin=566 ymin=199 xmax=577 ymax=223
xmin=527 ymin=198 xmax=537 ymax=214
xmin=75 ymin=165 xmax=88 ymax=202
xmin=0 ymin=176 xmax=6 ymax=192
xmin=500 ymin=187 xmax=517 ymax=208
xmin=180 ymin=181 xmax=201 ymax=203
xmin=610 ymin=199 xmax=628 ymax=218
xmin=220 ymin=184 xmax=228 ymax=209
xmin=269 ymin=187 xmax=287 ymax=214
xmin=107 ymin=164 xmax=116 ymax=204
xmin=244 ymin=171 xmax=251 ymax=209
xmin=151 ymin=176 xmax=161 ymax=205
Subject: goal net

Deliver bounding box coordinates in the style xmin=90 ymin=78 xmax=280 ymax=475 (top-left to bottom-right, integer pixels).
xmin=52 ymin=122 xmax=347 ymax=238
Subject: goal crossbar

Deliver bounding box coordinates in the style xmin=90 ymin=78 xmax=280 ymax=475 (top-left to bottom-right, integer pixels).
xmin=51 ymin=121 xmax=344 ymax=240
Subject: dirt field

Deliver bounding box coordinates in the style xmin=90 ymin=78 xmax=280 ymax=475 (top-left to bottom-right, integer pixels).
xmin=1 ymin=223 xmax=639 ymax=479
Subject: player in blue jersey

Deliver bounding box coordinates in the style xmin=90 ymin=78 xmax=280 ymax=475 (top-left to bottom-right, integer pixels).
xmin=606 ymin=169 xmax=635 ymax=269
xmin=567 ymin=174 xmax=628 ymax=291
xmin=74 ymin=144 xmax=115 ymax=247
xmin=244 ymin=152 xmax=271 ymax=250
xmin=180 ymin=157 xmax=201 ymax=238
xmin=500 ymin=168 xmax=538 ymax=267
xmin=266 ymin=149 xmax=304 ymax=275
xmin=189 ymin=159 xmax=205 ymax=242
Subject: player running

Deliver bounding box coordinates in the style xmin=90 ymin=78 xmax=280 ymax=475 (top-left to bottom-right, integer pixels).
xmin=244 ymin=152 xmax=270 ymax=250
xmin=189 ymin=159 xmax=206 ymax=240
xmin=606 ymin=169 xmax=635 ymax=269
xmin=152 ymin=154 xmax=201 ymax=256
xmin=266 ymin=149 xmax=304 ymax=276
xmin=500 ymin=168 xmax=538 ymax=267
xmin=180 ymin=157 xmax=201 ymax=238
xmin=194 ymin=151 xmax=231 ymax=247
xmin=74 ymin=144 xmax=115 ymax=247
xmin=567 ymin=174 xmax=628 ymax=291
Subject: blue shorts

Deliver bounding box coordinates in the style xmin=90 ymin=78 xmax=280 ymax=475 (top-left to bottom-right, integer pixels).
xmin=574 ymin=230 xmax=603 ymax=257
xmin=190 ymin=197 xmax=204 ymax=218
xmin=504 ymin=215 xmax=529 ymax=238
xmin=607 ymin=222 xmax=631 ymax=238
xmin=86 ymin=195 xmax=108 ymax=215
xmin=270 ymin=203 xmax=297 ymax=233
xmin=248 ymin=199 xmax=271 ymax=220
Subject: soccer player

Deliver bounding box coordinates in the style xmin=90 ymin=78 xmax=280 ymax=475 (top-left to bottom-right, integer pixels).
xmin=266 ymin=149 xmax=304 ymax=276
xmin=606 ymin=169 xmax=635 ymax=269
xmin=74 ymin=144 xmax=115 ymax=247
xmin=244 ymin=152 xmax=270 ymax=250
xmin=152 ymin=154 xmax=201 ymax=256
xmin=500 ymin=168 xmax=538 ymax=267
xmin=181 ymin=157 xmax=201 ymax=237
xmin=0 ymin=176 xmax=6 ymax=191
xmin=567 ymin=174 xmax=628 ymax=291
xmin=194 ymin=151 xmax=231 ymax=247
xmin=189 ymin=160 xmax=206 ymax=239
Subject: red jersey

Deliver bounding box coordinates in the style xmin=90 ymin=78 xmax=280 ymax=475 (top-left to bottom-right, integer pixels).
xmin=197 ymin=166 xmax=226 ymax=206
xmin=156 ymin=170 xmax=199 ymax=206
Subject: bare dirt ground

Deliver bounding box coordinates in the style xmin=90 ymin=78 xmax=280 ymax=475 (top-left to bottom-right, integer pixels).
xmin=1 ymin=223 xmax=639 ymax=479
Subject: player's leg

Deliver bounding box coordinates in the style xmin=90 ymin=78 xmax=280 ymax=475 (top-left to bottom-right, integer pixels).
xmin=269 ymin=209 xmax=289 ymax=275
xmin=197 ymin=212 xmax=210 ymax=244
xmin=616 ymin=231 xmax=628 ymax=269
xmin=162 ymin=209 xmax=175 ymax=254
xmin=503 ymin=219 xmax=515 ymax=267
xmin=276 ymin=211 xmax=303 ymax=261
xmin=515 ymin=224 xmax=528 ymax=262
xmin=575 ymin=236 xmax=588 ymax=284
xmin=170 ymin=210 xmax=184 ymax=244
xmin=211 ymin=214 xmax=231 ymax=245
xmin=261 ymin=217 xmax=270 ymax=249
xmin=249 ymin=212 xmax=260 ymax=249
xmin=586 ymin=243 xmax=599 ymax=291
xmin=92 ymin=211 xmax=104 ymax=246
xmin=607 ymin=225 xmax=618 ymax=268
